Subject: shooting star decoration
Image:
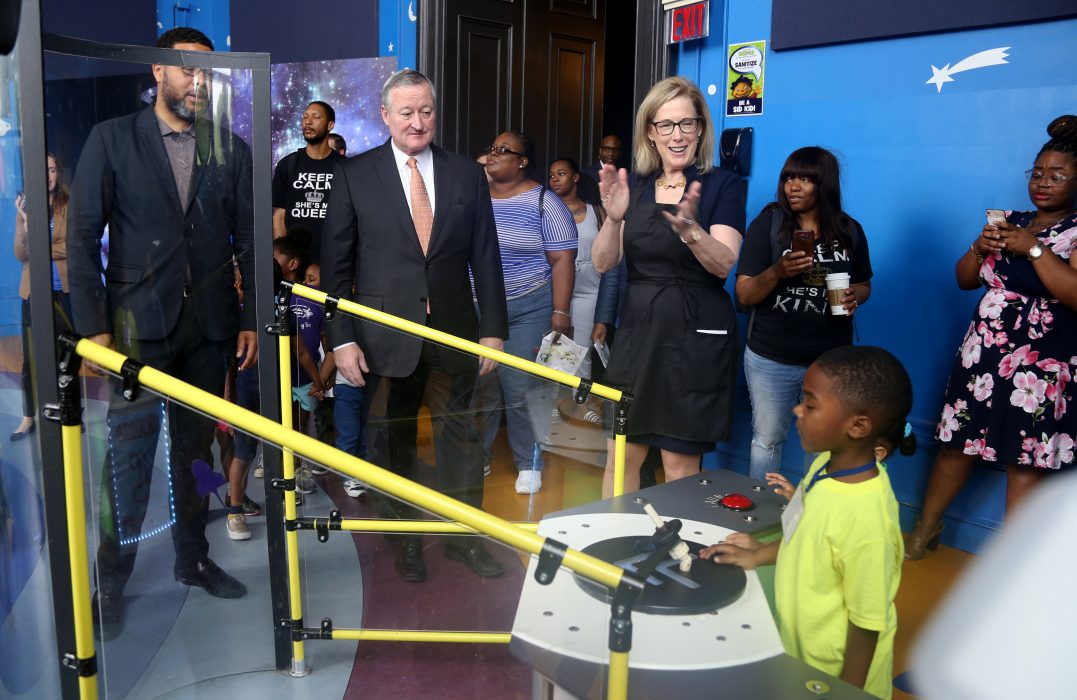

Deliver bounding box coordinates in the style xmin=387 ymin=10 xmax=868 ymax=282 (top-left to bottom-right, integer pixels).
xmin=926 ymin=47 xmax=1010 ymax=92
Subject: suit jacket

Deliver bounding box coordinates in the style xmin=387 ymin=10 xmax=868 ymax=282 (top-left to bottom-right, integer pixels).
xmin=14 ymin=199 xmax=69 ymax=299
xmin=322 ymin=140 xmax=508 ymax=378
xmin=68 ymin=106 xmax=255 ymax=343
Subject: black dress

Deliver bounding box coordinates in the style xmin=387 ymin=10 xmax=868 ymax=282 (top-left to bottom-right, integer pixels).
xmin=604 ymin=167 xmax=746 ymax=452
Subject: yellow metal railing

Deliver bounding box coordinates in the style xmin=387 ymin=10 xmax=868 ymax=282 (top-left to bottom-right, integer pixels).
xmin=61 ymin=326 xmax=640 ymax=700
xmin=286 ymin=281 xmax=631 ymax=500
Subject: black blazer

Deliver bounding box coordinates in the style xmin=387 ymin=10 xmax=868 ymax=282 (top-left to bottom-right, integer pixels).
xmin=68 ymin=106 xmax=255 ymax=343
xmin=322 ymin=140 xmax=508 ymax=377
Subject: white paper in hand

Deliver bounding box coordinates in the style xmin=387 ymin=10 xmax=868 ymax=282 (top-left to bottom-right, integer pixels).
xmin=593 ymin=341 xmax=610 ymax=368
xmin=536 ymin=332 xmax=589 ymax=375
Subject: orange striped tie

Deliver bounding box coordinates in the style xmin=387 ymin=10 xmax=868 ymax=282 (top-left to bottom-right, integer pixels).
xmin=407 ymin=157 xmax=433 ymax=255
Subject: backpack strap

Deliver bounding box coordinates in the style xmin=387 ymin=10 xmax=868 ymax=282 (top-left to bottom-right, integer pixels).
xmin=745 ymin=207 xmax=785 ymax=342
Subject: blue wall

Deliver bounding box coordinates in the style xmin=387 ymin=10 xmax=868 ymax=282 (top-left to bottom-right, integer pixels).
xmin=686 ymin=1 xmax=1077 ymax=552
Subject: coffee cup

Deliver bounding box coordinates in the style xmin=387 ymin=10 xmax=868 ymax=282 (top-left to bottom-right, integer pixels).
xmin=825 ymin=273 xmax=851 ymax=316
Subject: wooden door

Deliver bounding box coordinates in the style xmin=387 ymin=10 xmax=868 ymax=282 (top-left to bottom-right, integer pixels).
xmin=422 ymin=0 xmax=606 ymax=172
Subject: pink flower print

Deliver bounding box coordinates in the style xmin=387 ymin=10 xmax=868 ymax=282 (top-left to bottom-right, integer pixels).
xmin=968 ymin=374 xmax=994 ymax=402
xmin=998 ymin=344 xmax=1040 ymax=379
xmin=1041 ymin=309 xmax=1053 ymax=326
xmin=1028 ymin=305 xmax=1041 ymax=326
xmin=978 ymin=289 xmax=1007 ymax=320
xmin=980 ymin=263 xmax=1000 ymax=287
xmin=993 ymin=331 xmax=1008 ymax=347
xmin=1033 ymin=441 xmax=1051 ymax=468
xmin=954 ymin=399 xmax=967 ymax=411
xmin=1018 ymin=452 xmax=1032 ymax=465
xmin=1010 ymin=371 xmax=1047 ymax=413
xmin=960 ymin=332 xmax=982 ymax=369
xmin=1046 ymin=383 xmax=1068 ymax=421
xmin=1021 ymin=434 xmax=1037 ymax=453
xmin=937 ymin=404 xmax=961 ymax=442
xmin=962 ymin=438 xmax=997 ymax=461
xmin=1045 ymin=433 xmax=1074 ymax=469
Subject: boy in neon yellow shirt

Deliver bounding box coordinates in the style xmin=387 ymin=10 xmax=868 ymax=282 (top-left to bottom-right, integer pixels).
xmin=701 ymin=346 xmax=910 ymax=699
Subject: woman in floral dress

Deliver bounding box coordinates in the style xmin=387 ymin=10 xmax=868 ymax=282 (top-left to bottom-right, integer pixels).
xmin=907 ymin=115 xmax=1077 ymax=559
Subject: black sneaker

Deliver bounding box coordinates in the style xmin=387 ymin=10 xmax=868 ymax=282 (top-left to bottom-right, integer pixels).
xmin=242 ymin=496 xmax=263 ymax=517
xmin=175 ymin=559 xmax=247 ymax=598
xmin=92 ymin=591 xmax=125 ymax=641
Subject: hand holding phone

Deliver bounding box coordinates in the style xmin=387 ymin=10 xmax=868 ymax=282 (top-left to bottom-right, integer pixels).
xmin=791 ymin=229 xmax=815 ymax=257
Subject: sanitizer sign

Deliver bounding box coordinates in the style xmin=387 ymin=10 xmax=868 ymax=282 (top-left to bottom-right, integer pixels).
xmin=726 ymin=40 xmax=765 ymax=117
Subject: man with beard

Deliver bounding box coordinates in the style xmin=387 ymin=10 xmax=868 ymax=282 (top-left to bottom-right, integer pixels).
xmin=68 ymin=27 xmax=255 ymax=639
xmin=271 ymin=100 xmax=342 ymax=262
xmin=581 ymin=134 xmax=623 ymax=187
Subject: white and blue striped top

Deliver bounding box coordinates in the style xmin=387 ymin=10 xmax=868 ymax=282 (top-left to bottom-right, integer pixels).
xmin=491 ymin=186 xmax=578 ymax=300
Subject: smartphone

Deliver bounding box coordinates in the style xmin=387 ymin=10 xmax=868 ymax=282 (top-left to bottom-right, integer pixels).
xmin=986 ymin=209 xmax=1006 ymax=226
xmin=791 ymin=229 xmax=815 ymax=256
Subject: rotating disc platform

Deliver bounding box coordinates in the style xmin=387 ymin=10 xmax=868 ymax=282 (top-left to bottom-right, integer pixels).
xmin=511 ymin=470 xmax=874 ymax=699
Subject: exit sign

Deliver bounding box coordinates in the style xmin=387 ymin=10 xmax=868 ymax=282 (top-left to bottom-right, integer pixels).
xmin=665 ymin=0 xmax=710 ymax=45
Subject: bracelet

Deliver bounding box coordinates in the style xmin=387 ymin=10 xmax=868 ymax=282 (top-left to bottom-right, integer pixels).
xmin=970 ymin=244 xmax=984 ymax=265
xmin=552 ymin=309 xmax=571 ymax=317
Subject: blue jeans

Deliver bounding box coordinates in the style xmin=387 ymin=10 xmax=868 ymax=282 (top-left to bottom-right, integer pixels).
xmin=498 ymin=283 xmax=552 ymax=472
xmin=334 ymin=383 xmax=367 ymax=461
xmin=744 ymin=347 xmax=807 ymax=481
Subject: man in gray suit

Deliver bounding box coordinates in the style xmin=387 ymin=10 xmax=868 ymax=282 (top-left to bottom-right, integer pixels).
xmin=322 ymin=69 xmax=508 ymax=583
xmin=68 ymin=27 xmax=255 ymax=639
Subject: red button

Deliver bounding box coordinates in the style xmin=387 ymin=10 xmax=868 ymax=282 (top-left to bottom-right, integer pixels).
xmin=719 ymin=493 xmax=754 ymax=511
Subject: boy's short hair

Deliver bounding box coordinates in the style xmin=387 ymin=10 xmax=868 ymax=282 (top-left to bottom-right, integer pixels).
xmin=272 ymin=234 xmax=310 ymax=276
xmin=814 ymin=346 xmax=913 ymax=441
xmin=284 ymin=224 xmax=312 ymax=252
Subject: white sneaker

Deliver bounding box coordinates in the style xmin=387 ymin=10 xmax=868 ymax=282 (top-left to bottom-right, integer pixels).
xmin=226 ymin=513 xmax=251 ymax=541
xmin=295 ymin=465 xmax=317 ymax=495
xmin=515 ymin=470 xmax=542 ymax=495
xmin=342 ymin=479 xmax=368 ymax=498
xmin=252 ymin=454 xmax=264 ymax=478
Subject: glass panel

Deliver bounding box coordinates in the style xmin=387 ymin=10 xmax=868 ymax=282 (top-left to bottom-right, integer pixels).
xmin=42 ymin=43 xmax=265 ymax=696
xmin=0 ymin=30 xmax=62 ymax=700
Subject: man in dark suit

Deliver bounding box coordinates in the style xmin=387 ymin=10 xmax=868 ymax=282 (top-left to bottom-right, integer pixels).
xmin=322 ymin=69 xmax=508 ymax=583
xmin=68 ymin=27 xmax=255 ymax=639
xmin=581 ymin=134 xmax=623 ymax=186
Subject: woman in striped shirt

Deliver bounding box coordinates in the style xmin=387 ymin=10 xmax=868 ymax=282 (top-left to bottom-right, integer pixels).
xmin=484 ymin=131 xmax=578 ymax=495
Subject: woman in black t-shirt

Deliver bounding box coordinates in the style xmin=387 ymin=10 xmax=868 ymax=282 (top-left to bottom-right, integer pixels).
xmin=734 ymin=147 xmax=873 ymax=481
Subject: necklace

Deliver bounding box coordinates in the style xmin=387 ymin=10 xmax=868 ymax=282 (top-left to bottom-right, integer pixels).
xmin=1027 ymin=212 xmax=1071 ymax=235
xmin=656 ymin=174 xmax=686 ymax=189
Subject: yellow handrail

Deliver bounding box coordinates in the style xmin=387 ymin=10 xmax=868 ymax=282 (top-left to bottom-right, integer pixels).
xmin=288 ymin=282 xmax=624 ymax=402
xmin=73 ymin=338 xmax=627 ymax=591
xmin=70 ymin=299 xmax=635 ymax=698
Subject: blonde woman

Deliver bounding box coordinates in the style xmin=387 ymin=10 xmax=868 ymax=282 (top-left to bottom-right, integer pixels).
xmin=592 ymin=77 xmax=745 ymax=495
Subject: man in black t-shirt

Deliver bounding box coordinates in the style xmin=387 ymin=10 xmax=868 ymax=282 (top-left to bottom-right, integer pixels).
xmin=272 ymin=100 xmax=343 ymax=262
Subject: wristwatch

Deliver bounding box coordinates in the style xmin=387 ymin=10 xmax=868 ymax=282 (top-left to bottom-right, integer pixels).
xmin=1028 ymin=243 xmax=1045 ymax=261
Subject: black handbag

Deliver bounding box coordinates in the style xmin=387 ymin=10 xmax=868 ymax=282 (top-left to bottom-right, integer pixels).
xmin=719 ymin=127 xmax=753 ymax=177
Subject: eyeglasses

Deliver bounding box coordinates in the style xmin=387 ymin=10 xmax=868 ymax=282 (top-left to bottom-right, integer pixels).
xmin=1025 ymin=169 xmax=1072 ymax=187
xmin=650 ymin=118 xmax=701 ymax=136
xmin=485 ymin=144 xmax=526 ymax=157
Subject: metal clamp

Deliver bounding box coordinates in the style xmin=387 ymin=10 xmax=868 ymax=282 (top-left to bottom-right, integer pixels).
xmin=614 ymin=394 xmax=633 ymax=436
xmin=119 ymin=358 xmax=144 ymax=402
xmin=271 ymin=477 xmax=295 ymax=491
xmin=534 ymin=538 xmax=568 ymax=585
xmin=608 ymin=574 xmax=645 ymax=653
xmin=280 ymin=616 xmax=304 ymax=642
xmin=62 ymin=652 xmax=97 ymax=677
xmin=316 ymin=518 xmax=329 ymax=543
xmin=323 ymin=295 xmax=339 ymax=321
xmin=318 ymin=617 xmax=334 ymax=640
xmin=573 ymin=378 xmax=593 ymax=404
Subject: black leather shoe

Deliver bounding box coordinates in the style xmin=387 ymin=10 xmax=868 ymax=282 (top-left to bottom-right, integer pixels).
xmin=92 ymin=591 xmax=124 ymax=641
xmin=395 ymin=540 xmax=427 ymax=583
xmin=175 ymin=558 xmax=247 ymax=598
xmin=9 ymin=421 xmax=35 ymax=442
xmin=445 ymin=540 xmax=504 ymax=578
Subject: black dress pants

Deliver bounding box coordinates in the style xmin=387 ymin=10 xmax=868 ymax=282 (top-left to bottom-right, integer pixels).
xmin=95 ymin=300 xmax=227 ymax=596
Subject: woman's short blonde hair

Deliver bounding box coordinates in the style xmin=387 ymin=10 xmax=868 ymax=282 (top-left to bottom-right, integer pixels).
xmin=633 ymin=76 xmax=715 ymax=177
